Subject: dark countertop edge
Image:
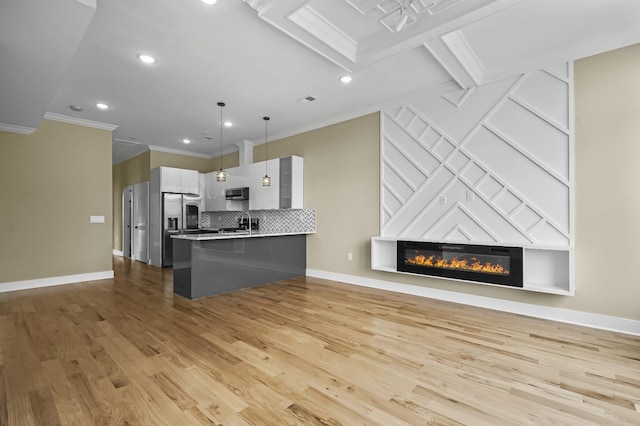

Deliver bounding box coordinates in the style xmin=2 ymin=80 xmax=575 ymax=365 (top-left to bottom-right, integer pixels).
xmin=171 ymin=231 xmax=315 ymax=241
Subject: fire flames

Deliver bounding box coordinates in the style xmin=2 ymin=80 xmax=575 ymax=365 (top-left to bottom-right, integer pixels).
xmin=405 ymin=254 xmax=509 ymax=275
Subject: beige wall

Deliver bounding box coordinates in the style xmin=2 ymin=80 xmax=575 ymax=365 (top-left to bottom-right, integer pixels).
xmin=253 ymin=44 xmax=640 ymax=321
xmin=254 ymin=113 xmax=380 ymax=276
xmin=573 ymin=44 xmax=640 ymax=319
xmin=0 ymin=119 xmax=112 ymax=283
xmin=149 ymin=150 xmax=212 ymax=172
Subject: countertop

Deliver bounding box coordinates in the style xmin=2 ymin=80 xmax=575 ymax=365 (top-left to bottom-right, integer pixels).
xmin=171 ymin=231 xmax=315 ymax=241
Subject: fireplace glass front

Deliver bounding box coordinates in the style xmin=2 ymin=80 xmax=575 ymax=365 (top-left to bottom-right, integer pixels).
xmin=397 ymin=241 xmax=523 ymax=287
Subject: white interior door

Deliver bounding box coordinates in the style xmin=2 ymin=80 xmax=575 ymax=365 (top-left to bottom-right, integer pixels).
xmin=122 ymin=186 xmax=133 ymax=258
xmin=133 ymin=181 xmax=149 ymax=263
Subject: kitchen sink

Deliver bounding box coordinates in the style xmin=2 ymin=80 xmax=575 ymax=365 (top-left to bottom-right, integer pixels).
xmin=218 ymin=228 xmax=250 ymax=234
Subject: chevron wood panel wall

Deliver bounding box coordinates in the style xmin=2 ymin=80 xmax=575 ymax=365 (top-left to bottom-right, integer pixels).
xmin=381 ymin=63 xmax=572 ymax=247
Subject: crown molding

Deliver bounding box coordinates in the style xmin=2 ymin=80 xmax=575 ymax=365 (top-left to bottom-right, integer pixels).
xmin=76 ymin=0 xmax=97 ymax=8
xmin=258 ymin=79 xmax=460 ymax=145
xmin=0 ymin=122 xmax=37 ymax=134
xmin=44 ymin=112 xmax=118 ymax=131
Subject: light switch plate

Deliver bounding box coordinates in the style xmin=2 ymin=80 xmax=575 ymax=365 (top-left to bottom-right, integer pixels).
xmin=90 ymin=215 xmax=105 ymax=223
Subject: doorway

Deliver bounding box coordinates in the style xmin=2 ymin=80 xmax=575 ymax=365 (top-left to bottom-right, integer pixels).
xmin=122 ymin=182 xmax=149 ymax=263
xmin=122 ymin=186 xmax=133 ymax=257
xmin=132 ymin=181 xmax=149 ymax=263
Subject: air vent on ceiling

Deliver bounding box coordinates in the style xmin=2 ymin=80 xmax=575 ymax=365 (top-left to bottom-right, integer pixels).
xmin=298 ymin=96 xmax=317 ymax=104
xmin=113 ymin=139 xmax=139 ymax=147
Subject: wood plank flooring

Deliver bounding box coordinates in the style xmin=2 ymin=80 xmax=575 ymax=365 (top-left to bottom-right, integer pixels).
xmin=1 ymin=256 xmax=639 ymax=425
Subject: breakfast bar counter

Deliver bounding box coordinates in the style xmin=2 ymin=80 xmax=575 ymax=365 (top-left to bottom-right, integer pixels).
xmin=171 ymin=232 xmax=311 ymax=299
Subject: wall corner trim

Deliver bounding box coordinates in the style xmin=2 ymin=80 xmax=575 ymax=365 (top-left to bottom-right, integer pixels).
xmin=112 ymin=250 xmax=124 ymax=257
xmin=305 ymin=269 xmax=640 ymax=337
xmin=0 ymin=122 xmax=37 ymax=134
xmin=0 ymin=270 xmax=114 ymax=293
xmin=44 ymin=112 xmax=118 ymax=131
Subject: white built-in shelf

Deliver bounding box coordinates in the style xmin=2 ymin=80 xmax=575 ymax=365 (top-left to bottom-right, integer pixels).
xmin=371 ymin=237 xmax=574 ymax=296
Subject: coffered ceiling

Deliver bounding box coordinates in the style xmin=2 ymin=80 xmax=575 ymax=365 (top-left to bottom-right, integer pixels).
xmin=1 ymin=0 xmax=639 ymax=164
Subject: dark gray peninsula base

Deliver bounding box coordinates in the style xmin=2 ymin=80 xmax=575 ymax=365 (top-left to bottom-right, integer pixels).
xmin=172 ymin=234 xmax=307 ymax=299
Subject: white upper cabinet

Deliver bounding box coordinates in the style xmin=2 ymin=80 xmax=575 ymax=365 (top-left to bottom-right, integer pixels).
xmin=160 ymin=167 xmax=181 ymax=193
xmin=157 ymin=167 xmax=199 ymax=194
xmin=198 ymin=173 xmax=205 ymax=197
xmin=249 ymin=156 xmax=303 ymax=210
xmin=180 ymin=169 xmax=199 ymax=195
xmin=204 ymin=166 xmax=248 ymax=212
xmin=204 ymin=172 xmax=224 ymax=212
xmin=280 ymin=155 xmax=303 ymax=209
xmin=249 ymin=159 xmax=280 ymax=210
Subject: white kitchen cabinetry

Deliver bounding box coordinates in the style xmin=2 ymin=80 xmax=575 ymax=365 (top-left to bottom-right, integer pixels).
xmin=204 ymin=172 xmax=224 ymax=211
xmin=204 ymin=166 xmax=248 ymax=212
xmin=249 ymin=156 xmax=303 ymax=210
xmin=249 ymin=159 xmax=280 ymax=210
xmin=182 ymin=169 xmax=198 ymax=194
xmin=198 ymin=173 xmax=205 ymax=197
xmin=159 ymin=167 xmax=180 ymax=193
xmin=157 ymin=167 xmax=199 ymax=194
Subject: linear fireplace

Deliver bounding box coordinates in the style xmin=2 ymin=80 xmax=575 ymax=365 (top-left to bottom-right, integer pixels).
xmin=397 ymin=241 xmax=523 ymax=287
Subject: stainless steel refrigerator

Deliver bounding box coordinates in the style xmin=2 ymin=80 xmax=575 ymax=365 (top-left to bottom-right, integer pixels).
xmin=162 ymin=193 xmax=202 ymax=266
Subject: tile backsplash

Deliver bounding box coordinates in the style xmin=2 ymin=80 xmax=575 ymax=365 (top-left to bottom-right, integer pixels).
xmin=201 ymin=208 xmax=315 ymax=234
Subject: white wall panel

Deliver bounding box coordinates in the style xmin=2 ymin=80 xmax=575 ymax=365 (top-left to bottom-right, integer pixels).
xmin=381 ymin=64 xmax=572 ymax=247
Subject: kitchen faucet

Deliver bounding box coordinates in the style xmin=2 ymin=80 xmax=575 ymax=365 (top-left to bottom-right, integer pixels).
xmin=240 ymin=211 xmax=252 ymax=235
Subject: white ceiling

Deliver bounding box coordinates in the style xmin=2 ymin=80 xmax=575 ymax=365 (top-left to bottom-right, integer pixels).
xmin=1 ymin=0 xmax=639 ymax=165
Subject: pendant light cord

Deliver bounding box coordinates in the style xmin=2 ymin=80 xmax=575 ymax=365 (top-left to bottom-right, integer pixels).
xmin=264 ymin=116 xmax=269 ymax=173
xmin=218 ymin=102 xmax=224 ymax=170
xmin=262 ymin=116 xmax=271 ymax=186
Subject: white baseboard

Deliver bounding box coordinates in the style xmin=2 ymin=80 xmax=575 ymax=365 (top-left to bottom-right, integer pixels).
xmin=0 ymin=271 xmax=114 ymax=293
xmin=306 ymin=269 xmax=640 ymax=337
xmin=112 ymin=249 xmax=123 ymax=256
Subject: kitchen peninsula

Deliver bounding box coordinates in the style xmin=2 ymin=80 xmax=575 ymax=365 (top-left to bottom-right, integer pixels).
xmin=171 ymin=231 xmax=312 ymax=299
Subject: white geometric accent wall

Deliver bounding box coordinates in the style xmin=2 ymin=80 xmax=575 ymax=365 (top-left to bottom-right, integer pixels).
xmin=381 ymin=63 xmax=572 ymax=247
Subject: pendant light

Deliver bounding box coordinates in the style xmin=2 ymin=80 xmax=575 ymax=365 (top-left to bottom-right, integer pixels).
xmin=216 ymin=102 xmax=227 ymax=182
xmin=262 ymin=116 xmax=271 ymax=187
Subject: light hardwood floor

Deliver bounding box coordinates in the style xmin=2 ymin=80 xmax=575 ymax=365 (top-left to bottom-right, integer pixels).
xmin=1 ymin=256 xmax=639 ymax=425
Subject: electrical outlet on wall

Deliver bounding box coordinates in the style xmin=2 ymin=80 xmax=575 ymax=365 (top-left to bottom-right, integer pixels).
xmin=439 ymin=195 xmax=447 ymax=205
xmin=347 ymin=252 xmax=353 ymax=261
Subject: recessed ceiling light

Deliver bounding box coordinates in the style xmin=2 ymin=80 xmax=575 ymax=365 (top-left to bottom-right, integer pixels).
xmin=137 ymin=54 xmax=155 ymax=64
xmin=69 ymin=105 xmax=83 ymax=112
xmin=182 ymin=138 xmax=191 ymax=144
xmin=340 ymin=75 xmax=353 ymax=84
xmin=96 ymin=102 xmax=109 ymax=110
xmin=223 ymin=121 xmax=233 ymax=127
xmin=201 ymin=0 xmax=217 ymax=4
